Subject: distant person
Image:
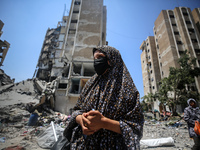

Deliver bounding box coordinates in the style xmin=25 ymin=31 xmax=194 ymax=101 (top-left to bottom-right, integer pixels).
xmin=184 ymin=98 xmax=200 ymax=150
xmin=63 ymin=46 xmax=144 ymax=149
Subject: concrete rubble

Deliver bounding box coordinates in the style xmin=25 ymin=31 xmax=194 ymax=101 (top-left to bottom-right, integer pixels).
xmin=0 ymin=78 xmax=195 ymax=150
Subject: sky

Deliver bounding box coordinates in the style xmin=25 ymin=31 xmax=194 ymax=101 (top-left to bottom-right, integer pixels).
xmin=0 ymin=0 xmax=200 ymax=99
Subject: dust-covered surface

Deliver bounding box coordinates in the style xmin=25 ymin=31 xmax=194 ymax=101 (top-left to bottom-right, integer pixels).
xmin=141 ymin=120 xmax=194 ymax=150
xmin=0 ymin=78 xmax=195 ymax=150
xmin=0 ymin=79 xmax=69 ymax=150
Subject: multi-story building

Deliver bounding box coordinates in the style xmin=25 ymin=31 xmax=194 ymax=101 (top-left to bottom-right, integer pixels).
xmin=0 ymin=20 xmax=10 ymax=67
xmin=35 ymin=0 xmax=107 ymax=114
xmin=192 ymin=8 xmax=200 ymax=34
xmin=140 ymin=7 xmax=200 ymax=111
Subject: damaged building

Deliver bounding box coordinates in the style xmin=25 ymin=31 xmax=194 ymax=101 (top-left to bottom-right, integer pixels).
xmin=0 ymin=20 xmax=10 ymax=68
xmin=0 ymin=20 xmax=13 ymax=86
xmin=140 ymin=7 xmax=200 ymax=112
xmin=34 ymin=0 xmax=107 ymax=114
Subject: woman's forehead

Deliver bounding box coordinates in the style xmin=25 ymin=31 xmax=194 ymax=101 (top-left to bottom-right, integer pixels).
xmin=94 ymin=50 xmax=106 ymax=56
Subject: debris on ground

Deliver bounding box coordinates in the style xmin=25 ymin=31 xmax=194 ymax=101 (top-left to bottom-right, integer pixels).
xmin=0 ymin=78 xmax=195 ymax=150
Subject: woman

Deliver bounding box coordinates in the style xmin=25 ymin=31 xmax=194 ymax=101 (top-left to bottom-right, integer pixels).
xmin=64 ymin=46 xmax=144 ymax=149
xmin=184 ymin=98 xmax=200 ymax=150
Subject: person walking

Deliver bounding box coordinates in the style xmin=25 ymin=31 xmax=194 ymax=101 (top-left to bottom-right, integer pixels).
xmin=184 ymin=98 xmax=200 ymax=150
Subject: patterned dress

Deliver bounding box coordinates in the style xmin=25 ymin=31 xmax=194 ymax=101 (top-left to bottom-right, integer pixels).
xmin=64 ymin=46 xmax=144 ymax=150
xmin=184 ymin=99 xmax=200 ymax=138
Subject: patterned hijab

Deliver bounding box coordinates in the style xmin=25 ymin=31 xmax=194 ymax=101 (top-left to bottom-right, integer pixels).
xmin=74 ymin=45 xmax=143 ymax=134
xmin=66 ymin=46 xmax=144 ymax=149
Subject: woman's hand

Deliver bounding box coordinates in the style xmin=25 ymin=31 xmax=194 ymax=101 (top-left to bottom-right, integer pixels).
xmin=84 ymin=110 xmax=121 ymax=134
xmin=76 ymin=115 xmax=96 ymax=135
xmin=83 ymin=110 xmax=105 ymax=131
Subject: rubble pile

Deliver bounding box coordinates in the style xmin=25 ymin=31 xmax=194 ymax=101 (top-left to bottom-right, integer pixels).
xmin=0 ymin=103 xmax=70 ymax=150
xmin=0 ymin=79 xmax=39 ymax=107
xmin=0 ymin=78 xmax=70 ymax=149
xmin=142 ymin=118 xmax=194 ymax=150
xmin=0 ymin=69 xmax=14 ymax=86
xmin=0 ymin=78 xmax=196 ymax=150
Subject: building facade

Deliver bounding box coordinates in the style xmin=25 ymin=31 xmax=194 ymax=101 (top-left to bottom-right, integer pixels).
xmin=140 ymin=7 xmax=200 ymax=111
xmin=0 ymin=20 xmax=10 ymax=67
xmin=35 ymin=0 xmax=107 ymax=114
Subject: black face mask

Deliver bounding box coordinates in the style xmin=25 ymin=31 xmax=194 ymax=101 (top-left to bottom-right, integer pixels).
xmin=94 ymin=57 xmax=110 ymax=75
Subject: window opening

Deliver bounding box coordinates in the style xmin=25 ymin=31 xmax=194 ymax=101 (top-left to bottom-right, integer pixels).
xmin=74 ymin=1 xmax=80 ymax=5
xmin=186 ymin=21 xmax=191 ymax=24
xmin=71 ymin=20 xmax=78 ymax=23
xmin=73 ymin=63 xmax=81 ymax=76
xmin=188 ymin=28 xmax=195 ymax=33
xmin=73 ymin=11 xmax=79 ymax=13
xmin=177 ymin=41 xmax=182 ymax=45
xmin=58 ymin=83 xmax=67 ymax=89
xmin=174 ymin=31 xmax=179 ymax=35
xmin=192 ymin=39 xmax=198 ymax=43
xmin=70 ymin=79 xmax=80 ymax=94
xmin=195 ymin=49 xmax=200 ymax=55
xmin=84 ymin=67 xmax=95 ymax=76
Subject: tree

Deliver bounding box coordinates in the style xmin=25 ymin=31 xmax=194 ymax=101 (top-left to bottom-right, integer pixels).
xmin=158 ymin=50 xmax=200 ymax=116
xmin=157 ymin=77 xmax=171 ymax=113
xmin=140 ymin=100 xmax=148 ymax=112
xmin=141 ymin=92 xmax=158 ymax=112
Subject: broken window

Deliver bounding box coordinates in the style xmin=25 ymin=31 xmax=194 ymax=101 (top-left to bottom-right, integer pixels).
xmin=70 ymin=78 xmax=80 ymax=94
xmin=62 ymin=63 xmax=70 ymax=77
xmin=58 ymin=83 xmax=67 ymax=89
xmin=72 ymin=63 xmax=81 ymax=76
xmin=71 ymin=20 xmax=78 ymax=23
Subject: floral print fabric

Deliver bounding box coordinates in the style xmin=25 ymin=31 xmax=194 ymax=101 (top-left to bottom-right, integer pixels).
xmin=64 ymin=46 xmax=144 ymax=149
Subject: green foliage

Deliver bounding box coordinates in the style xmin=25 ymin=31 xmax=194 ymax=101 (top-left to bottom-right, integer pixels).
xmin=157 ymin=50 xmax=199 ymax=115
xmin=140 ymin=100 xmax=148 ymax=112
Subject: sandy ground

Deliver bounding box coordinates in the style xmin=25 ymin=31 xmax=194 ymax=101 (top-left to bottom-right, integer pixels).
xmin=0 ymin=79 xmax=195 ymax=150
